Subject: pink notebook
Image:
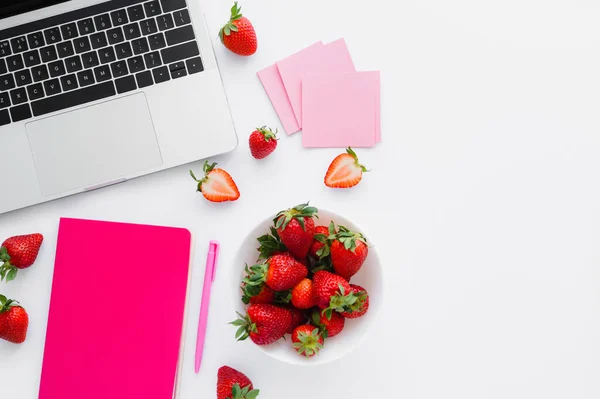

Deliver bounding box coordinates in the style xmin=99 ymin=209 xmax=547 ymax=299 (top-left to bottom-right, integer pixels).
xmin=39 ymin=218 xmax=193 ymax=399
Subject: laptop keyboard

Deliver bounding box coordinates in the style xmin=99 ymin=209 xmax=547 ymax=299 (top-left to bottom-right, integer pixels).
xmin=0 ymin=0 xmax=204 ymax=127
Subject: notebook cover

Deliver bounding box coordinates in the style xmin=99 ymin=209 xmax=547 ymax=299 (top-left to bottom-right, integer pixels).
xmin=39 ymin=218 xmax=192 ymax=399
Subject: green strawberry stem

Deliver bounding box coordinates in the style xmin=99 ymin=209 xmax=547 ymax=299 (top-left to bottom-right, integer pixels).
xmin=256 ymin=126 xmax=278 ymax=142
xmin=0 ymin=295 xmax=19 ymax=312
xmin=256 ymin=227 xmax=287 ymax=260
xmin=230 ymin=311 xmax=257 ymax=341
xmin=0 ymin=247 xmax=18 ymax=282
xmin=242 ymin=262 xmax=269 ymax=287
xmin=190 ymin=161 xmax=217 ymax=192
xmin=323 ymin=284 xmax=359 ymax=320
xmin=329 ymin=225 xmax=368 ymax=253
xmin=219 ymin=1 xmax=243 ymax=43
xmin=273 ymin=202 xmax=318 ymax=231
xmin=230 ymin=383 xmax=260 ymax=399
xmin=346 ymin=147 xmax=370 ymax=173
xmin=292 ymin=328 xmax=324 ymax=358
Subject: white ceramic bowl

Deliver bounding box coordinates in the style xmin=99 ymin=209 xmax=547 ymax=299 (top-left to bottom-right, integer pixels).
xmin=230 ymin=208 xmax=383 ymax=365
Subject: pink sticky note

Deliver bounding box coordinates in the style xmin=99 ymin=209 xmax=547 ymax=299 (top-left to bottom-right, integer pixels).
xmin=302 ymin=72 xmax=377 ymax=148
xmin=372 ymin=71 xmax=381 ymax=142
xmin=277 ymin=38 xmax=355 ymax=128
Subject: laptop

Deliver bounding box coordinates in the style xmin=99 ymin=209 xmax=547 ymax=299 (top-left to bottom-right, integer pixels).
xmin=0 ymin=0 xmax=238 ymax=215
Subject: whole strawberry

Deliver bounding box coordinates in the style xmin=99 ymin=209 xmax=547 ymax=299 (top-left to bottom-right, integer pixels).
xmin=217 ymin=366 xmax=260 ymax=399
xmin=312 ymin=270 xmax=357 ymax=319
xmin=219 ymin=2 xmax=257 ymax=56
xmin=244 ymin=253 xmax=307 ymax=292
xmin=341 ymin=285 xmax=370 ymax=319
xmin=285 ymin=307 xmax=306 ymax=334
xmin=249 ymin=127 xmax=278 ymax=159
xmin=291 ymin=325 xmax=324 ymax=358
xmin=0 ymin=233 xmax=44 ymax=282
xmin=274 ymin=203 xmax=318 ymax=260
xmin=232 ymin=304 xmax=291 ymax=345
xmin=312 ymin=309 xmax=345 ymax=338
xmin=0 ymin=295 xmax=29 ymax=344
xmin=330 ymin=226 xmax=368 ymax=280
xmin=291 ymin=278 xmax=314 ymax=309
xmin=190 ymin=161 xmax=240 ymax=202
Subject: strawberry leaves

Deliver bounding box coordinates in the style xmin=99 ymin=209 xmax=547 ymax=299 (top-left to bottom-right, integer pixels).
xmin=256 ymin=227 xmax=287 ymax=260
xmin=229 ymin=383 xmax=260 ymax=399
xmin=231 ymin=311 xmax=256 ymax=341
xmin=346 ymin=147 xmax=369 ymax=173
xmin=0 ymin=247 xmax=17 ymax=282
xmin=323 ymin=284 xmax=359 ymax=320
xmin=331 ymin=225 xmax=368 ymax=253
xmin=219 ymin=1 xmax=243 ymax=43
xmin=274 ymin=202 xmax=318 ymax=231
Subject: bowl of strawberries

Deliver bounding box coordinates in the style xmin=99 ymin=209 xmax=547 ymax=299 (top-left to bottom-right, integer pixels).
xmin=231 ymin=203 xmax=382 ymax=365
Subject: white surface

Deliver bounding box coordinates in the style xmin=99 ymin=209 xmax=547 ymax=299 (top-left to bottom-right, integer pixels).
xmin=1 ymin=0 xmax=600 ymax=398
xmin=231 ymin=209 xmax=383 ymax=365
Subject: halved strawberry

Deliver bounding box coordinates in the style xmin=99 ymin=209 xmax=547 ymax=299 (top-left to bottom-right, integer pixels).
xmin=190 ymin=161 xmax=240 ymax=202
xmin=324 ymin=147 xmax=368 ymax=188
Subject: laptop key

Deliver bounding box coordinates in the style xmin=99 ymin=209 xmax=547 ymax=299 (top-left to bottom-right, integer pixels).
xmin=0 ymin=41 xmax=11 ymax=57
xmin=107 ymin=27 xmax=125 ymax=45
xmin=57 ymin=41 xmax=75 ymax=58
xmin=14 ymin=69 xmax=32 ymax=87
xmin=161 ymin=0 xmax=187 ymax=12
xmin=40 ymin=45 xmax=58 ymax=62
xmin=115 ymin=75 xmax=136 ymax=93
xmin=10 ymin=87 xmax=27 ymax=105
xmin=111 ymin=9 xmax=129 ymax=26
xmin=49 ymin=60 xmax=66 ymax=77
xmin=140 ymin=18 xmax=158 ymax=35
xmin=156 ymin=14 xmax=174 ymax=31
xmin=11 ymin=37 xmax=28 ymax=53
xmin=77 ymin=18 xmax=95 ymax=35
xmin=31 ymin=81 xmax=116 ymax=117
xmin=124 ymin=23 xmax=142 ymax=40
xmin=44 ymin=28 xmax=62 ymax=44
xmin=136 ymin=70 xmax=153 ymax=88
xmin=65 ymin=56 xmax=83 ymax=73
xmin=127 ymin=56 xmax=145 ymax=73
xmin=0 ymin=92 xmax=10 ymax=109
xmin=27 ymin=32 xmax=45 ymax=49
xmin=169 ymin=62 xmax=186 ymax=79
xmin=90 ymin=32 xmax=108 ymax=49
xmin=43 ymin=78 xmax=62 ymax=96
xmin=60 ymin=74 xmax=78 ymax=91
xmin=61 ymin=23 xmax=78 ymax=40
xmin=173 ymin=9 xmax=191 ymax=26
xmin=0 ymin=109 xmax=9 ymax=126
xmin=152 ymin=66 xmax=169 ymax=83
xmin=94 ymin=14 xmax=112 ymax=31
xmin=27 ymin=83 xmax=45 ymax=101
xmin=77 ymin=69 xmax=95 ymax=87
xmin=144 ymin=1 xmax=162 ymax=17
xmin=82 ymin=51 xmax=100 ymax=68
xmin=161 ymin=41 xmax=199 ymax=64
xmin=93 ymin=65 xmax=112 ymax=82
xmin=74 ymin=37 xmax=91 ymax=54
xmin=144 ymin=51 xmax=161 ymax=68
xmin=148 ymin=33 xmax=166 ymax=50
xmin=7 ymin=55 xmax=24 ymax=72
xmin=165 ymin=25 xmax=194 ymax=46
xmin=185 ymin=57 xmax=203 ymax=74
xmin=32 ymin=65 xmax=49 ymax=82
xmin=99 ymin=47 xmax=117 ymax=64
xmin=0 ymin=74 xmax=16 ymax=91
xmin=132 ymin=38 xmax=150 ymax=55
xmin=127 ymin=5 xmax=145 ymax=22
xmin=10 ymin=104 xmax=32 ymax=122
xmin=116 ymin=42 xmax=133 ymax=60
xmin=110 ymin=60 xmax=128 ymax=77
xmin=0 ymin=59 xmax=6 ymax=75
xmin=23 ymin=50 xmax=41 ymax=67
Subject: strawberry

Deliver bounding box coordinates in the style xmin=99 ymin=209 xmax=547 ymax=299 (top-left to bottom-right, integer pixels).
xmin=0 ymin=233 xmax=43 ymax=282
xmin=217 ymin=366 xmax=260 ymax=399
xmin=341 ymin=285 xmax=370 ymax=319
xmin=242 ymin=283 xmax=274 ymax=305
xmin=249 ymin=127 xmax=278 ymax=159
xmin=244 ymin=253 xmax=307 ymax=292
xmin=308 ymin=225 xmax=330 ymax=258
xmin=324 ymin=147 xmax=368 ymax=188
xmin=219 ymin=2 xmax=257 ymax=56
xmin=330 ymin=226 xmax=368 ymax=280
xmin=312 ymin=309 xmax=345 ymax=338
xmin=190 ymin=161 xmax=240 ymax=203
xmin=291 ymin=278 xmax=314 ymax=309
xmin=274 ymin=203 xmax=318 ymax=259
xmin=285 ymin=307 xmax=306 ymax=334
xmin=312 ymin=270 xmax=357 ymax=319
xmin=0 ymin=295 xmax=29 ymax=344
xmin=232 ymin=304 xmax=291 ymax=345
xmin=291 ymin=325 xmax=324 ymax=358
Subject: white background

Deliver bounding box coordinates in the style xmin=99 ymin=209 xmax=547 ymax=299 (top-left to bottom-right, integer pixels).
xmin=2 ymin=0 xmax=600 ymax=397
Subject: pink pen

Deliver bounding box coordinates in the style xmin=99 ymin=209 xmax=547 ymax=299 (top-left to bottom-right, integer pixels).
xmin=195 ymin=240 xmax=220 ymax=374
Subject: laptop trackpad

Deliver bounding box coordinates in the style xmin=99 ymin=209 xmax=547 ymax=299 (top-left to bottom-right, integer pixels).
xmin=26 ymin=94 xmax=162 ymax=196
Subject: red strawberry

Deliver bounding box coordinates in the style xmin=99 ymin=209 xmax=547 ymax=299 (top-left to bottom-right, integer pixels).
xmin=0 ymin=296 xmax=29 ymax=344
xmin=285 ymin=307 xmax=306 ymax=334
xmin=291 ymin=278 xmax=314 ymax=309
xmin=0 ymin=233 xmax=43 ymax=282
xmin=308 ymin=225 xmax=330 ymax=258
xmin=190 ymin=161 xmax=240 ymax=203
xmin=312 ymin=270 xmax=357 ymax=319
xmin=324 ymin=147 xmax=368 ymax=188
xmin=249 ymin=127 xmax=278 ymax=159
xmin=217 ymin=366 xmax=260 ymax=399
xmin=291 ymin=325 xmax=324 ymax=358
xmin=341 ymin=285 xmax=370 ymax=319
xmin=312 ymin=309 xmax=345 ymax=338
xmin=242 ymin=283 xmax=275 ymax=305
xmin=244 ymin=253 xmax=307 ymax=292
xmin=274 ymin=203 xmax=318 ymax=259
xmin=219 ymin=2 xmax=257 ymax=56
xmin=232 ymin=304 xmax=291 ymax=345
xmin=330 ymin=226 xmax=368 ymax=280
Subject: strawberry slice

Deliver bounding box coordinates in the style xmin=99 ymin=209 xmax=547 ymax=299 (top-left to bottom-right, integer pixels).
xmin=190 ymin=161 xmax=240 ymax=202
xmin=324 ymin=147 xmax=368 ymax=188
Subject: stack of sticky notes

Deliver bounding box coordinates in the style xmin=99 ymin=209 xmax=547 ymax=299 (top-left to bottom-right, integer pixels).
xmin=258 ymin=39 xmax=381 ymax=148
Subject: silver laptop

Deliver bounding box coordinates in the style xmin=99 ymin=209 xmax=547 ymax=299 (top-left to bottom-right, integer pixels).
xmin=0 ymin=0 xmax=238 ymax=214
